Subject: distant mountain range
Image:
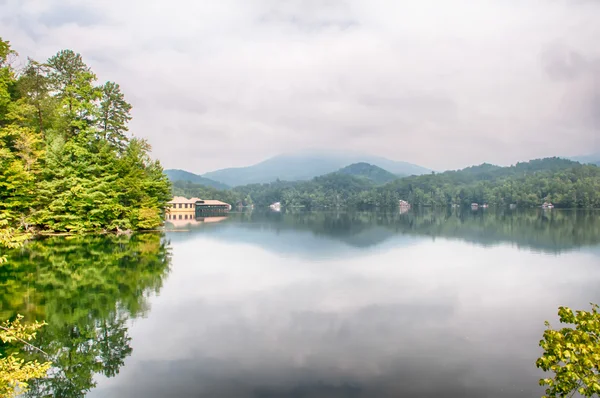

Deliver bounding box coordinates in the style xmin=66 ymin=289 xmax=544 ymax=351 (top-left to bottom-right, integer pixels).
xmin=570 ymin=153 xmax=600 ymax=166
xmin=164 ymin=169 xmax=229 ymax=189
xmin=199 ymin=153 xmax=431 ymax=187
xmin=336 ymin=162 xmax=399 ymax=184
xmin=165 ymin=152 xmax=600 ymax=189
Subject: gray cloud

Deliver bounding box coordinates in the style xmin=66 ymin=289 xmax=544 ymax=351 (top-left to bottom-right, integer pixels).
xmin=541 ymin=43 xmax=588 ymax=81
xmin=38 ymin=3 xmax=105 ymax=27
xmin=1 ymin=0 xmax=599 ymax=172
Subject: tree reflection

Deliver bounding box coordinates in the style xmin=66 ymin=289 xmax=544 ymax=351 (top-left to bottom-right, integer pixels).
xmin=0 ymin=233 xmax=171 ymax=397
xmin=221 ymin=209 xmax=600 ymax=253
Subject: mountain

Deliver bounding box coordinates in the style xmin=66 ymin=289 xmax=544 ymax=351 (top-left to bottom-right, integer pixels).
xmin=203 ymin=153 xmax=431 ymax=187
xmin=570 ymin=153 xmax=600 ymax=166
xmin=336 ymin=162 xmax=398 ymax=184
xmin=165 ymin=169 xmax=229 ymax=189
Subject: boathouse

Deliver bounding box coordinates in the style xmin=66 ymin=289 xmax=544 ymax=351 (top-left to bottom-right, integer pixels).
xmin=166 ymin=196 xmax=231 ymax=220
xmin=195 ymin=199 xmax=231 ymax=216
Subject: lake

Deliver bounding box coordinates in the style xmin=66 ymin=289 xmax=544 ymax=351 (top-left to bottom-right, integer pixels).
xmin=3 ymin=209 xmax=600 ymax=397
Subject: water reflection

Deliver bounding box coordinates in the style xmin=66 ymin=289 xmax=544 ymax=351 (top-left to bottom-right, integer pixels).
xmin=94 ymin=217 xmax=600 ymax=398
xmin=0 ymin=233 xmax=171 ymax=397
xmin=1 ymin=211 xmax=600 ymax=397
xmin=171 ymin=209 xmax=600 ymax=254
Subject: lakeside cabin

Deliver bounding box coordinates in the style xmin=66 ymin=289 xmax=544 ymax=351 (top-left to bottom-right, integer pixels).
xmin=542 ymin=202 xmax=554 ymax=209
xmin=399 ymin=200 xmax=411 ymax=209
xmin=166 ymin=196 xmax=231 ymax=220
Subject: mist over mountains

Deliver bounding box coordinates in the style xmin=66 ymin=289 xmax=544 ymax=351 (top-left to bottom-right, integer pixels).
xmin=570 ymin=153 xmax=600 ymax=166
xmin=167 ymin=152 xmax=431 ymax=187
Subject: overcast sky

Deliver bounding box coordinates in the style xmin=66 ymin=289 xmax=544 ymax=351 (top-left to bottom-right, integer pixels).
xmin=1 ymin=0 xmax=599 ymax=172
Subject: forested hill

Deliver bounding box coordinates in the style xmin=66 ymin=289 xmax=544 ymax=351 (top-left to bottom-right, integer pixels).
xmin=172 ymin=157 xmax=600 ymax=209
xmin=439 ymin=157 xmax=582 ymax=183
xmin=0 ymin=38 xmax=171 ymax=239
xmin=165 ymin=169 xmax=229 ymax=189
xmin=370 ymin=157 xmax=600 ymax=208
xmin=336 ymin=162 xmax=398 ymax=184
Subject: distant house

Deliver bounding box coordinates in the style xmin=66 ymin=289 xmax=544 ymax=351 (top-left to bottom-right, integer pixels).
xmin=509 ymin=204 xmax=517 ymax=210
xmin=270 ymin=202 xmax=281 ymax=211
xmin=542 ymin=202 xmax=554 ymax=209
xmin=481 ymin=203 xmax=489 ymax=209
xmin=399 ymin=200 xmax=411 ymax=208
xmin=471 ymin=203 xmax=479 ymax=210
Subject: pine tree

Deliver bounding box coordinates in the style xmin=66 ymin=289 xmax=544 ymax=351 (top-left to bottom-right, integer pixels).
xmin=47 ymin=50 xmax=101 ymax=139
xmin=99 ymin=81 xmax=132 ymax=152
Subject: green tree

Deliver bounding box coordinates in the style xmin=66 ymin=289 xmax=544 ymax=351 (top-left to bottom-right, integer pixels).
xmin=47 ymin=50 xmax=100 ymax=139
xmin=17 ymin=59 xmax=56 ymax=135
xmin=98 ymin=81 xmax=132 ymax=151
xmin=536 ymin=304 xmax=600 ymax=397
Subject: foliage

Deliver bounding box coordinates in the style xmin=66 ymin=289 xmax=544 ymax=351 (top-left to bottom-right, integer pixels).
xmin=0 ymin=36 xmax=170 ymax=235
xmin=1 ymin=233 xmax=171 ymax=397
xmin=0 ymin=316 xmax=51 ymax=397
xmin=536 ymin=304 xmax=600 ymax=397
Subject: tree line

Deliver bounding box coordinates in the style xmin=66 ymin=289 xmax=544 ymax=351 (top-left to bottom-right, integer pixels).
xmin=174 ymin=157 xmax=600 ymax=210
xmin=0 ymin=37 xmax=171 ymax=238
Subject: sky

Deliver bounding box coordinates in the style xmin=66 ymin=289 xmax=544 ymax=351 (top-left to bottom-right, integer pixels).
xmin=1 ymin=0 xmax=599 ymax=173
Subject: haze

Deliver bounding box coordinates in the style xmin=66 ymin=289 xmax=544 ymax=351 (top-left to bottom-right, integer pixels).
xmin=2 ymin=0 xmax=599 ymax=172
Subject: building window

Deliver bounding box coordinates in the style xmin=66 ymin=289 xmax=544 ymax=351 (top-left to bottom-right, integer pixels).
xmin=178 ymin=214 xmax=182 ymax=220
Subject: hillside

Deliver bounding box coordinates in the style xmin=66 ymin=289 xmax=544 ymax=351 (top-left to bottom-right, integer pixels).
xmin=336 ymin=162 xmax=399 ymax=184
xmin=202 ymin=153 xmax=431 ymax=186
xmin=165 ymin=169 xmax=229 ymax=189
xmin=381 ymin=157 xmax=598 ymax=208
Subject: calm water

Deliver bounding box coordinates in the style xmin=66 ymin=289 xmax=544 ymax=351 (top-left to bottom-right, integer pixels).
xmin=2 ymin=210 xmax=600 ymax=397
